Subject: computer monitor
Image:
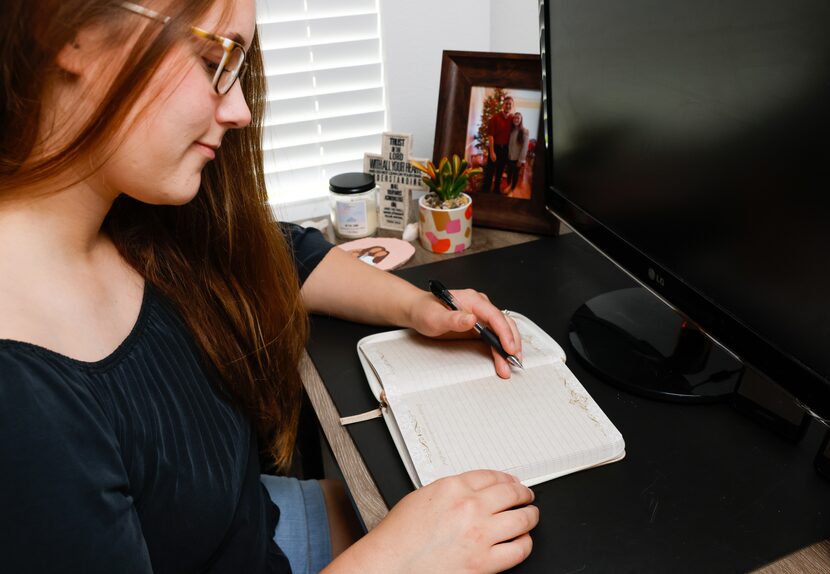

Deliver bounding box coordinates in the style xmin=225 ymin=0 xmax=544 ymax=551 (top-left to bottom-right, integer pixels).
xmin=539 ymin=0 xmax=830 ymax=420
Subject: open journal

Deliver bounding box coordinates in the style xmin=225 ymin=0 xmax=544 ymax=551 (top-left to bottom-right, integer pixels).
xmin=348 ymin=312 xmax=625 ymax=488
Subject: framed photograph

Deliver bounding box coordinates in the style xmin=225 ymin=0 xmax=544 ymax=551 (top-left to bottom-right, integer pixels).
xmin=433 ymin=51 xmax=559 ymax=234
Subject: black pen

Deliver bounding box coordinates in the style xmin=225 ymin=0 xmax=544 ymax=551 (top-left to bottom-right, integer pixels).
xmin=428 ymin=280 xmax=524 ymax=369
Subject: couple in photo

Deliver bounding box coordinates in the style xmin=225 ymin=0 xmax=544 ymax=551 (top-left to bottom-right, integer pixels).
xmin=480 ymin=94 xmax=530 ymax=195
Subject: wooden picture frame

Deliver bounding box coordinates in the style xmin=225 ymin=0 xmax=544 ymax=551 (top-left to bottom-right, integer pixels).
xmin=432 ymin=51 xmax=559 ymax=235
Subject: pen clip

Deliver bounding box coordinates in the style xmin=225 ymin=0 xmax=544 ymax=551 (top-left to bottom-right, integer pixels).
xmin=428 ymin=279 xmax=458 ymax=310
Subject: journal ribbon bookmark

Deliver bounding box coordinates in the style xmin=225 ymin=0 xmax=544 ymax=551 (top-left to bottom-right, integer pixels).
xmin=339 ymin=391 xmax=387 ymax=426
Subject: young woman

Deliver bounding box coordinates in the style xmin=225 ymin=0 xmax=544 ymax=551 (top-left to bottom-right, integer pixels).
xmin=506 ymin=112 xmax=530 ymax=194
xmin=0 ymin=1 xmax=539 ymax=572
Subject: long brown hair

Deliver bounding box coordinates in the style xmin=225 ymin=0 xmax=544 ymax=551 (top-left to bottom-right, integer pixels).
xmin=1 ymin=0 xmax=308 ymax=470
xmin=513 ymin=112 xmax=526 ymax=146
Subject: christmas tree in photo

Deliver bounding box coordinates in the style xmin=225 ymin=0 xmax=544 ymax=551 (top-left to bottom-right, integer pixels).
xmin=474 ymin=87 xmax=508 ymax=155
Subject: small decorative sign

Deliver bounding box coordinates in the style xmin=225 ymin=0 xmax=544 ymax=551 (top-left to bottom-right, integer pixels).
xmin=364 ymin=132 xmax=429 ymax=231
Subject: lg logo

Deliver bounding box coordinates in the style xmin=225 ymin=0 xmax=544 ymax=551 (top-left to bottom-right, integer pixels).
xmin=648 ymin=267 xmax=665 ymax=287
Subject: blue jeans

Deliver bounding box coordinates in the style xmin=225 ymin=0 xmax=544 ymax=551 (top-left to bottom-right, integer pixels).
xmin=261 ymin=475 xmax=333 ymax=574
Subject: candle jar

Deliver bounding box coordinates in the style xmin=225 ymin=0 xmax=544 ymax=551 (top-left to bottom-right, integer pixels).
xmin=329 ymin=172 xmax=378 ymax=239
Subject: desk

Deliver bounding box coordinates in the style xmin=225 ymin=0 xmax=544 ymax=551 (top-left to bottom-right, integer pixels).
xmin=303 ymin=233 xmax=830 ymax=572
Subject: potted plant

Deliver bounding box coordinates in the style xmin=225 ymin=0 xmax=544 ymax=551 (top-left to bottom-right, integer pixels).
xmin=411 ymin=155 xmax=481 ymax=253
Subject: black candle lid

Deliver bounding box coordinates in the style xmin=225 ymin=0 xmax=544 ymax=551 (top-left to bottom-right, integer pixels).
xmin=329 ymin=172 xmax=375 ymax=194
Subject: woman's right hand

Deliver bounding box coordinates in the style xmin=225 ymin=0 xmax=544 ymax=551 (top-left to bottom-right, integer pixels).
xmin=326 ymin=469 xmax=539 ymax=573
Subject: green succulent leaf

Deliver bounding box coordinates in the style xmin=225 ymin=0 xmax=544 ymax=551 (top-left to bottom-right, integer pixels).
xmin=418 ymin=154 xmax=481 ymax=202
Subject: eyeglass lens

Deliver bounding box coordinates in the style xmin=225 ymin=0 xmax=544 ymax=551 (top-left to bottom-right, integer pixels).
xmin=200 ymin=41 xmax=243 ymax=94
xmin=216 ymin=46 xmax=244 ymax=94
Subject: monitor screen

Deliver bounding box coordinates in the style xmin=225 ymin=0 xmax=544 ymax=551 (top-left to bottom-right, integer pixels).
xmin=540 ymin=0 xmax=830 ymax=416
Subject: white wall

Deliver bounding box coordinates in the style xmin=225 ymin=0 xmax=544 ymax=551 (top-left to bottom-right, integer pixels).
xmin=379 ymin=0 xmax=539 ymax=159
xmin=490 ymin=0 xmax=541 ymax=55
xmin=378 ymin=0 xmax=490 ymax=159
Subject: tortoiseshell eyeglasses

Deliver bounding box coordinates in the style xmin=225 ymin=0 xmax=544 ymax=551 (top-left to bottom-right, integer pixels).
xmin=120 ymin=1 xmax=248 ymax=95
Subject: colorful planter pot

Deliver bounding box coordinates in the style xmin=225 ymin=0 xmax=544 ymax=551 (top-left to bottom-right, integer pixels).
xmin=418 ymin=193 xmax=473 ymax=254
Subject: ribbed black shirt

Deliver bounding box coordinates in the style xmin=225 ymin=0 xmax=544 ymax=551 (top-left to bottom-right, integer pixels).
xmin=0 ymin=224 xmax=333 ymax=573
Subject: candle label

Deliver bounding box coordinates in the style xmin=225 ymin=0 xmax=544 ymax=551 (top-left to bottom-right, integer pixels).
xmin=336 ymin=200 xmax=368 ymax=236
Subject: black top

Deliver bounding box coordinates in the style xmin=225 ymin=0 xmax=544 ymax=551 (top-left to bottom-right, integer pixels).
xmin=0 ymin=223 xmax=333 ymax=574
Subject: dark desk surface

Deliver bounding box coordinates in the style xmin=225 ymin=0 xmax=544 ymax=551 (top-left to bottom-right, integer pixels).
xmin=306 ymin=234 xmax=830 ymax=573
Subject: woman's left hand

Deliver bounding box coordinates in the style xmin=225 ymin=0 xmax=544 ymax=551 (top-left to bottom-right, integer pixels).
xmin=407 ymin=288 xmax=522 ymax=379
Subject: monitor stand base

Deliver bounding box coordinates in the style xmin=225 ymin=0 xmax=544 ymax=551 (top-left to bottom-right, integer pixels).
xmin=569 ymin=287 xmax=742 ymax=402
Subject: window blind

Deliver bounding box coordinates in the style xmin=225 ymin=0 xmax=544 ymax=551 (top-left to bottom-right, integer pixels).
xmin=256 ymin=0 xmax=387 ymax=220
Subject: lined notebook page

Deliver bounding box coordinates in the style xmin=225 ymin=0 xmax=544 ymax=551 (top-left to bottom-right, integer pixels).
xmin=359 ymin=320 xmax=562 ymax=398
xmin=357 ymin=313 xmax=624 ymax=487
xmin=389 ymin=360 xmax=623 ymax=485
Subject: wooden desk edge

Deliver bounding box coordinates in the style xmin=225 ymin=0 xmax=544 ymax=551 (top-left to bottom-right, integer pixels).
xmin=756 ymin=540 xmax=830 ymax=573
xmin=299 ymin=350 xmax=389 ymax=530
